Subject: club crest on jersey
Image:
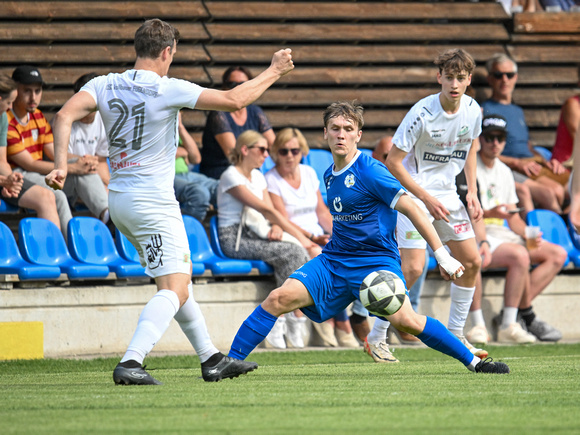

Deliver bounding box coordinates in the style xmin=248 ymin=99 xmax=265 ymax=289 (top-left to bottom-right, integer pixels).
xmin=458 ymin=125 xmax=469 ymax=136
xmin=31 ymin=129 xmax=39 ymax=142
xmin=344 ymin=174 xmax=355 ymax=188
xmin=333 ymin=197 xmax=343 ymax=212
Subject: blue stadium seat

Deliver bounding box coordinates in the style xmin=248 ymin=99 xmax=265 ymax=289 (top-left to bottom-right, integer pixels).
xmin=0 ymin=221 xmax=61 ymax=280
xmin=260 ymin=155 xmax=276 ymax=174
xmin=18 ymin=217 xmax=110 ymax=279
xmin=359 ymin=148 xmax=373 ymax=158
xmin=0 ymin=199 xmax=19 ymax=213
xmin=526 ymin=209 xmax=580 ymax=267
xmin=307 ymin=149 xmax=334 ymax=203
xmin=567 ymin=214 xmax=580 ymax=251
xmin=533 ymin=146 xmax=552 ymax=161
xmin=67 ymin=217 xmax=148 ymax=278
xmin=209 ymin=216 xmax=274 ymax=275
xmin=182 ymin=215 xmax=253 ymax=275
xmin=114 ymin=227 xmax=205 ymax=276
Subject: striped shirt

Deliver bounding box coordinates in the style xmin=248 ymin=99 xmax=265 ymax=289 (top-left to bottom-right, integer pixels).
xmin=6 ymin=109 xmax=53 ymax=167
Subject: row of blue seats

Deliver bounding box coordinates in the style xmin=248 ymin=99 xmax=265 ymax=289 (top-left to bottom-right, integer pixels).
xmin=0 ymin=215 xmax=274 ymax=282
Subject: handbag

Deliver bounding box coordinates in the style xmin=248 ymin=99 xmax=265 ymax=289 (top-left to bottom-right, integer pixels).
xmin=235 ymin=206 xmax=302 ymax=251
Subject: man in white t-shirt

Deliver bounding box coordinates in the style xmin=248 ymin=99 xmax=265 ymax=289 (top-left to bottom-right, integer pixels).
xmin=472 ymin=114 xmax=565 ymax=343
xmin=386 ymin=48 xmax=486 ymax=358
xmin=65 ymin=73 xmax=110 ymax=223
xmin=46 ymin=18 xmax=294 ymax=385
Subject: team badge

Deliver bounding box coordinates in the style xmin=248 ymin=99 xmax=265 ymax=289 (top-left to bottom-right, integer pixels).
xmin=458 ymin=125 xmax=469 ymax=136
xmin=344 ymin=174 xmax=355 ymax=188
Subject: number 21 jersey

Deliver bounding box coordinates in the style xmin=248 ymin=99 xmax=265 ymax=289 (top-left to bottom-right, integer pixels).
xmin=82 ymin=70 xmax=204 ymax=193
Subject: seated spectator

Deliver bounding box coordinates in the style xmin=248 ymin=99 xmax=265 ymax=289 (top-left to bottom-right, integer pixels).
xmin=570 ymin=119 xmax=580 ymax=232
xmin=200 ymin=66 xmax=275 ymax=180
xmin=7 ymin=66 xmax=72 ymax=235
xmin=483 ymin=54 xmax=567 ymax=215
xmin=66 ymin=73 xmax=110 ymax=224
xmin=0 ymin=74 xmax=62 ymax=227
xmin=265 ymin=127 xmax=358 ymax=348
xmin=466 ymin=115 xmax=565 ymax=343
xmin=173 ymin=112 xmax=218 ymax=222
xmin=509 ymin=0 xmax=541 ymax=12
xmin=217 ymin=130 xmax=315 ymax=348
xmin=551 ymin=67 xmax=580 ymax=168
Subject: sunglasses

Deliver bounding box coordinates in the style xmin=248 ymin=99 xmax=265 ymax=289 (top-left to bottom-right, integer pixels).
xmin=278 ymin=148 xmax=301 ymax=156
xmin=247 ymin=145 xmax=269 ymax=155
xmin=482 ymin=134 xmax=506 ymax=143
xmin=491 ymin=72 xmax=516 ymax=80
xmin=225 ymin=80 xmax=246 ymax=89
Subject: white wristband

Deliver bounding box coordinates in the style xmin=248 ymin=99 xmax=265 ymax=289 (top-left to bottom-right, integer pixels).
xmin=433 ymin=247 xmax=464 ymax=278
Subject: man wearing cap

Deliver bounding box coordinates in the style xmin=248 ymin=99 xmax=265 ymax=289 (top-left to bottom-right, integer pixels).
xmin=7 ymin=66 xmax=109 ymax=233
xmin=468 ymin=114 xmax=566 ymax=343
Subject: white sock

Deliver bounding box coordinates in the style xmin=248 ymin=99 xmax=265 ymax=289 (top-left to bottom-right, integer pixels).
xmin=467 ymin=355 xmax=482 ymax=372
xmin=174 ymin=283 xmax=219 ymax=363
xmin=367 ymin=318 xmax=390 ymax=345
xmin=448 ymin=283 xmax=475 ymax=337
xmin=120 ymin=289 xmax=180 ymax=364
xmin=470 ymin=309 xmax=485 ymax=327
xmin=501 ymin=306 xmax=519 ymax=329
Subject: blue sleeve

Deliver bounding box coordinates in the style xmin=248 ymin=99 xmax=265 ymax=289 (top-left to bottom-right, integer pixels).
xmin=363 ymin=160 xmax=406 ymax=209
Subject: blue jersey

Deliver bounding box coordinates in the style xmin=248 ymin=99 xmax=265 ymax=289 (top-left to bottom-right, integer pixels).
xmin=322 ymin=151 xmax=406 ymax=262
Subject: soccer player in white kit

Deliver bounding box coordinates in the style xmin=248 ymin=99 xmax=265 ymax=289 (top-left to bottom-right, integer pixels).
xmin=45 ymin=19 xmax=294 ymax=385
xmin=385 ymin=48 xmax=487 ymax=358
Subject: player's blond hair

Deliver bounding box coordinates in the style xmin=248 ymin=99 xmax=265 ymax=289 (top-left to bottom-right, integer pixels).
xmin=229 ymin=130 xmax=266 ymax=165
xmin=434 ymin=49 xmax=476 ymax=75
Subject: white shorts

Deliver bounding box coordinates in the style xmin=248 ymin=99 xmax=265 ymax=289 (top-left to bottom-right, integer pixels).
xmin=109 ymin=190 xmax=192 ymax=278
xmin=485 ymin=224 xmax=525 ymax=254
xmin=397 ymin=203 xmax=475 ymax=249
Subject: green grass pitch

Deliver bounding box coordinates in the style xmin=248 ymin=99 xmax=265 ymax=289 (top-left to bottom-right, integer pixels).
xmin=1 ymin=344 xmax=580 ymax=434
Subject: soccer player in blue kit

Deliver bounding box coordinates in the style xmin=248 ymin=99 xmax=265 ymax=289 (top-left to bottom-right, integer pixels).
xmin=228 ymin=101 xmax=509 ymax=374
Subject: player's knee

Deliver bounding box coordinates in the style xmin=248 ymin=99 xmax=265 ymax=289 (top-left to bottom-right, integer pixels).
xmin=402 ymin=263 xmax=424 ymax=285
xmin=462 ymin=252 xmax=482 ymax=275
xmin=264 ymin=288 xmax=296 ymax=316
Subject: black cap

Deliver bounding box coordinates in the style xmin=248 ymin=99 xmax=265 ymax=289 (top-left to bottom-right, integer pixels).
xmin=12 ymin=66 xmax=44 ymax=85
xmin=481 ymin=114 xmax=507 ymax=135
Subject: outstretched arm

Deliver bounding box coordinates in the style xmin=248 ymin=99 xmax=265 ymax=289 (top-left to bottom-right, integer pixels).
xmin=45 ymin=91 xmax=97 ymax=190
xmin=195 ymin=49 xmax=294 ymax=112
xmin=395 ymin=193 xmax=464 ymax=280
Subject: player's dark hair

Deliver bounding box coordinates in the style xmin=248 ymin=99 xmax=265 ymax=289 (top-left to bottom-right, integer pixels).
xmin=323 ymin=101 xmax=364 ymax=130
xmin=434 ymin=48 xmax=476 ymax=75
xmin=221 ymin=66 xmax=253 ymax=89
xmin=73 ymin=72 xmax=98 ymax=93
xmin=0 ymin=74 xmax=17 ymax=99
xmin=134 ymin=19 xmax=180 ymax=60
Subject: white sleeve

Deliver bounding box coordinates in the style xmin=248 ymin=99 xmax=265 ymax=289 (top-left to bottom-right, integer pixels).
xmin=392 ymin=104 xmax=424 ymax=153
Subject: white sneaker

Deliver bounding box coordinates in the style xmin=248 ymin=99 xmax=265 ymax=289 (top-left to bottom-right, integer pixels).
xmin=285 ymin=312 xmax=306 ymax=348
xmin=497 ymin=323 xmax=537 ymax=344
xmin=364 ymin=338 xmax=399 ymax=363
xmin=457 ymin=334 xmax=488 ymax=358
xmin=265 ymin=317 xmax=287 ymax=349
xmin=466 ymin=325 xmax=490 ymax=345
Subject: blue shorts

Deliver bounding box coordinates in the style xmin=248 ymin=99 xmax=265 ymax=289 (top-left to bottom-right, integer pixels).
xmin=290 ymin=253 xmax=407 ymax=323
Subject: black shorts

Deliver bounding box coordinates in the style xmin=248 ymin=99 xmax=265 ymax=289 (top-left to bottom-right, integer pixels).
xmin=0 ymin=178 xmax=36 ymax=207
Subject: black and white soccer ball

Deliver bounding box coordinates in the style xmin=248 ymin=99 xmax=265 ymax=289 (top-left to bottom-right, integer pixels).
xmin=359 ymin=270 xmax=407 ymax=317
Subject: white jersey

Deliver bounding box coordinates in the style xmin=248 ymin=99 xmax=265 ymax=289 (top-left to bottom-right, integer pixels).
xmin=82 ymin=70 xmax=204 ymax=193
xmin=393 ymin=93 xmax=482 ymax=209
xmin=218 ymin=166 xmax=267 ymax=228
xmin=68 ymin=111 xmax=108 ymax=157
xmin=476 ymin=155 xmax=519 ymax=228
xmin=265 ymin=164 xmax=324 ymax=236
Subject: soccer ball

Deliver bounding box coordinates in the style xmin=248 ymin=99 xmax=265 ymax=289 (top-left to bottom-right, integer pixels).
xmin=359 ymin=270 xmax=407 ymax=317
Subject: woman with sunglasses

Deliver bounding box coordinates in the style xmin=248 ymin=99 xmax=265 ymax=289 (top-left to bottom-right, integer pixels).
xmin=264 ymin=128 xmax=360 ymax=348
xmin=217 ymin=130 xmax=316 ymax=348
xmin=200 ymin=66 xmax=276 ymax=180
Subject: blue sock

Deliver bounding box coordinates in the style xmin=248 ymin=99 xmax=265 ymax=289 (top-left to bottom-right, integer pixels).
xmin=417 ymin=316 xmax=474 ymax=367
xmin=228 ymin=305 xmax=278 ymax=360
